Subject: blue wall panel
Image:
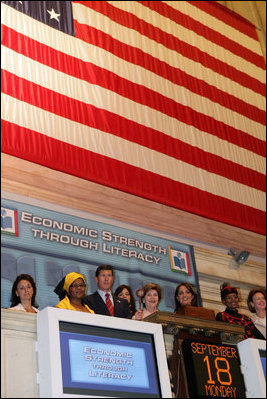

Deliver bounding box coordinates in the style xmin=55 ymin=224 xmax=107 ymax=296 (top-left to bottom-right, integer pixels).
xmin=1 ymin=199 xmax=201 ymax=310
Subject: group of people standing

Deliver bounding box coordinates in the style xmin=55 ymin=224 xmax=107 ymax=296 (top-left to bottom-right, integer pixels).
xmin=7 ymin=265 xmax=266 ymax=340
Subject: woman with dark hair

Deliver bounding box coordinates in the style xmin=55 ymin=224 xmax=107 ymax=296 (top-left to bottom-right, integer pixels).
xmin=114 ymin=284 xmax=137 ymax=318
xmin=247 ymin=288 xmax=266 ymax=338
xmin=174 ymin=282 xmax=199 ymax=311
xmin=133 ymin=283 xmax=162 ymax=320
xmin=9 ymin=274 xmax=39 ymax=313
xmin=216 ymin=282 xmax=265 ymax=340
xmin=55 ymin=272 xmax=94 ymax=313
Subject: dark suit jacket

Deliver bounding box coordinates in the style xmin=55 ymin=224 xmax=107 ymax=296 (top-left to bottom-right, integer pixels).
xmin=84 ymin=291 xmax=131 ymax=319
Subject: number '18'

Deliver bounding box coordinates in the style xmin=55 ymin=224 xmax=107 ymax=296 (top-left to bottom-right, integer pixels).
xmin=203 ymin=356 xmax=232 ymax=385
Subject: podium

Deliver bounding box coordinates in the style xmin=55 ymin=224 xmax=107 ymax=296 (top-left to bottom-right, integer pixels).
xmin=144 ymin=310 xmax=245 ymax=398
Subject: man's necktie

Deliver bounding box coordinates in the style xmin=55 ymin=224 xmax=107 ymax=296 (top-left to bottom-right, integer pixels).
xmin=105 ymin=293 xmax=114 ymax=316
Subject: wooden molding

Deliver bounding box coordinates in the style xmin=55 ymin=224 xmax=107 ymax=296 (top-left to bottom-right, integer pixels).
xmin=1 ymin=153 xmax=266 ymax=258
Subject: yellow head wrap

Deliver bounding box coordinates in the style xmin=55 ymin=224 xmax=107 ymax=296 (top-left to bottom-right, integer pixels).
xmin=63 ymin=272 xmax=85 ymax=293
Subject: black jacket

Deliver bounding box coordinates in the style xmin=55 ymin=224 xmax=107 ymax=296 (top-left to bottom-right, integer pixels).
xmin=216 ymin=308 xmax=265 ymax=340
xmin=84 ymin=291 xmax=131 ymax=318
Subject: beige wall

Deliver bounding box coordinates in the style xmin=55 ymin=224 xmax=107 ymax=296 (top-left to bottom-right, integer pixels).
xmin=1 ymin=310 xmax=38 ymax=398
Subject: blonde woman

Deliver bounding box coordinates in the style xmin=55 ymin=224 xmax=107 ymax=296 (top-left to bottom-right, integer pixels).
xmin=247 ymin=288 xmax=266 ymax=339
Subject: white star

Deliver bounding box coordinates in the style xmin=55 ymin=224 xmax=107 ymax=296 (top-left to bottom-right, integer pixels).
xmin=47 ymin=8 xmax=60 ymax=22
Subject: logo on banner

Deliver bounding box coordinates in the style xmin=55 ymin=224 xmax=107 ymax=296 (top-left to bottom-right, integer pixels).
xmin=1 ymin=207 xmax=19 ymax=237
xmin=168 ymin=246 xmax=191 ymax=275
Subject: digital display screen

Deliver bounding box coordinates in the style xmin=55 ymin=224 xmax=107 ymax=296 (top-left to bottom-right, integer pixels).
xmin=259 ymin=349 xmax=266 ymax=380
xmin=181 ymin=339 xmax=246 ymax=398
xmin=59 ymin=321 xmax=161 ymax=398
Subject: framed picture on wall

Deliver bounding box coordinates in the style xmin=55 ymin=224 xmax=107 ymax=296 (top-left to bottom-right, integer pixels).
xmin=168 ymin=246 xmax=191 ymax=276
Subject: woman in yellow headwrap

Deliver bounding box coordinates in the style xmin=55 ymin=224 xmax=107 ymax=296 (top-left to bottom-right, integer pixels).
xmin=55 ymin=272 xmax=94 ymax=313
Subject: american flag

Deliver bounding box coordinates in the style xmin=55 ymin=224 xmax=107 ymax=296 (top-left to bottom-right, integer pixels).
xmin=1 ymin=1 xmax=266 ymax=235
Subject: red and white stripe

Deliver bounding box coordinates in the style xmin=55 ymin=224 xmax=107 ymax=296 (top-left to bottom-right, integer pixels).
xmin=1 ymin=1 xmax=266 ymax=234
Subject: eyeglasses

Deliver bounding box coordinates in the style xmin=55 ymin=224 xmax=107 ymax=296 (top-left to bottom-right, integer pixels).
xmin=70 ymin=283 xmax=86 ymax=289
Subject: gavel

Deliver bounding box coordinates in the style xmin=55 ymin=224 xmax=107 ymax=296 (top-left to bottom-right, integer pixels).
xmin=136 ymin=288 xmax=145 ymax=310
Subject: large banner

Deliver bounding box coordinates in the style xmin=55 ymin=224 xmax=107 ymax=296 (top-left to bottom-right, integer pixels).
xmin=1 ymin=1 xmax=265 ymax=235
xmin=1 ymin=197 xmax=200 ymax=310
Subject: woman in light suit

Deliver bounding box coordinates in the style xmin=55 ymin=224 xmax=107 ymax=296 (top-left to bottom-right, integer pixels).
xmin=9 ymin=273 xmax=39 ymax=313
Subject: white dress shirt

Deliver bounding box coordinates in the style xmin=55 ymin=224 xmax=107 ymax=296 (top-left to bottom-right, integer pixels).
xmin=8 ymin=303 xmax=39 ymax=313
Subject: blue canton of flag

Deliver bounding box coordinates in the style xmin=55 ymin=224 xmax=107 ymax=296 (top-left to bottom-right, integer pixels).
xmin=1 ymin=1 xmax=74 ymax=35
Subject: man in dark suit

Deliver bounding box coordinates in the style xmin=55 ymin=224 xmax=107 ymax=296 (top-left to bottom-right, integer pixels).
xmin=84 ymin=264 xmax=131 ymax=318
